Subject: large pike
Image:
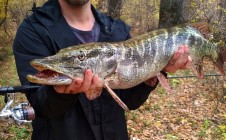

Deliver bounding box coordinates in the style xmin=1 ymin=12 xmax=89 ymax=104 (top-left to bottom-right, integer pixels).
xmin=27 ymin=22 xmax=226 ymax=110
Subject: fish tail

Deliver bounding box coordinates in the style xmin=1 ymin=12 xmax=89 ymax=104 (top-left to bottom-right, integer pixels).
xmin=214 ymin=41 xmax=226 ymax=76
xmin=186 ymin=22 xmax=225 ymax=76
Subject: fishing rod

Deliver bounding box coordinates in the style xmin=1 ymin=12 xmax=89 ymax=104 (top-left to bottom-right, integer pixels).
xmin=0 ymin=85 xmax=40 ymax=124
xmin=0 ymin=85 xmax=40 ymax=95
xmin=168 ymin=74 xmax=222 ymax=79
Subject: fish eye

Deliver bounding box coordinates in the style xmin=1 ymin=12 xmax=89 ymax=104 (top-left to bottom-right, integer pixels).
xmin=78 ymin=51 xmax=86 ymax=61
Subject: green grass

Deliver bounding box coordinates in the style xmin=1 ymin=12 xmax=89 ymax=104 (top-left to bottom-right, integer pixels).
xmin=166 ymin=134 xmax=179 ymax=140
xmin=198 ymin=118 xmax=211 ymax=138
xmin=9 ymin=125 xmax=31 ymax=140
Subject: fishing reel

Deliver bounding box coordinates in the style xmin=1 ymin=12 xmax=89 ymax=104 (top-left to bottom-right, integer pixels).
xmin=0 ymin=86 xmax=39 ymax=124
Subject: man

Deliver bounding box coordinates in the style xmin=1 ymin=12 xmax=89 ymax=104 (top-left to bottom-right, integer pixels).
xmin=13 ymin=0 xmax=191 ymax=140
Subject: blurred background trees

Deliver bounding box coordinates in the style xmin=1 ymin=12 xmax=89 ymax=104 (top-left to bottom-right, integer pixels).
xmin=94 ymin=0 xmax=160 ymax=36
xmin=94 ymin=0 xmax=226 ymax=40
xmin=0 ymin=0 xmax=45 ymax=59
xmin=159 ymin=0 xmax=226 ymax=41
xmin=0 ymin=0 xmax=225 ymax=55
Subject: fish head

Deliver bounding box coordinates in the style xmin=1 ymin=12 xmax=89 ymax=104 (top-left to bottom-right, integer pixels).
xmin=27 ymin=43 xmax=118 ymax=85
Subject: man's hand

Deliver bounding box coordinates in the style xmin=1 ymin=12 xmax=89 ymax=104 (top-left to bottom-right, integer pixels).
xmin=164 ymin=45 xmax=192 ymax=73
xmin=145 ymin=45 xmax=192 ymax=87
xmin=54 ymin=69 xmax=99 ymax=94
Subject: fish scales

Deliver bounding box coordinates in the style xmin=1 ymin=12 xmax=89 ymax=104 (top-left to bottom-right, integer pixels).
xmin=111 ymin=28 xmax=178 ymax=88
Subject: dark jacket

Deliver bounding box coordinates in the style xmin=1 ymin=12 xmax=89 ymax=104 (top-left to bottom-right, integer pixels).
xmin=13 ymin=0 xmax=157 ymax=140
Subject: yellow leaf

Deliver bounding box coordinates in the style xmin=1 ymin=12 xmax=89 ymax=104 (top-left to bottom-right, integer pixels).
xmin=154 ymin=121 xmax=162 ymax=128
xmin=223 ymin=114 xmax=226 ymax=118
xmin=218 ymin=125 xmax=226 ymax=131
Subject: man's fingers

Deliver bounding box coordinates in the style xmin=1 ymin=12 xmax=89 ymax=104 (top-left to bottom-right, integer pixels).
xmin=80 ymin=69 xmax=93 ymax=91
xmin=174 ymin=46 xmax=189 ymax=68
xmin=181 ymin=55 xmax=192 ymax=69
xmin=64 ymin=78 xmax=83 ymax=93
xmin=169 ymin=46 xmax=185 ymax=65
xmin=54 ymin=85 xmax=66 ymax=93
xmin=163 ymin=45 xmax=191 ymax=73
xmin=54 ymin=78 xmax=83 ymax=94
xmin=89 ymin=74 xmax=99 ymax=89
xmin=54 ymin=69 xmax=100 ymax=94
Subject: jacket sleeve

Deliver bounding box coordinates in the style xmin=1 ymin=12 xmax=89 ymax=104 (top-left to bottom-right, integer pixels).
xmin=118 ymin=81 xmax=158 ymax=110
xmin=13 ymin=20 xmax=78 ymax=118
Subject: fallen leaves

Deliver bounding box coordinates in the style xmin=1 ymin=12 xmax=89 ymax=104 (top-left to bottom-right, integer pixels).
xmin=127 ymin=63 xmax=226 ymax=140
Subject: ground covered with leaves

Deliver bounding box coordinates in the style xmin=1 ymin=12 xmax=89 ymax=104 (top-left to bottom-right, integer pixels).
xmin=0 ymin=54 xmax=225 ymax=140
xmin=127 ymin=77 xmax=226 ymax=140
xmin=0 ymin=54 xmax=32 ymax=140
xmin=127 ymin=63 xmax=226 ymax=140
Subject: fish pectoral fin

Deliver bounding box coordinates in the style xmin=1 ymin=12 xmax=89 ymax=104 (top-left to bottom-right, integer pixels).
xmin=157 ymin=72 xmax=173 ymax=94
xmin=85 ymin=88 xmax=102 ymax=100
xmin=103 ymin=83 xmax=129 ymax=111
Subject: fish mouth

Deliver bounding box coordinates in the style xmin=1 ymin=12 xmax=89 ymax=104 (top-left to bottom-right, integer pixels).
xmin=27 ymin=64 xmax=73 ymax=85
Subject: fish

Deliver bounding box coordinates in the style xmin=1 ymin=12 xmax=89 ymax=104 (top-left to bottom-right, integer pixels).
xmin=27 ymin=22 xmax=226 ymax=111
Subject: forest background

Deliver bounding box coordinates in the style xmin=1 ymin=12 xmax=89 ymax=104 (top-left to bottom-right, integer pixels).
xmin=0 ymin=0 xmax=225 ymax=139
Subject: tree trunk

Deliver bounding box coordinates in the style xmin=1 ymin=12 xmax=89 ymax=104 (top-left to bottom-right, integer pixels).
xmin=217 ymin=0 xmax=226 ymax=41
xmin=96 ymin=0 xmax=108 ymax=14
xmin=120 ymin=0 xmax=160 ymax=36
xmin=159 ymin=0 xmax=186 ymax=28
xmin=107 ymin=0 xmax=123 ymax=18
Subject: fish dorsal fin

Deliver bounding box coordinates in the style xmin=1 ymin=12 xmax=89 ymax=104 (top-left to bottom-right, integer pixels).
xmin=187 ymin=22 xmax=212 ymax=39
